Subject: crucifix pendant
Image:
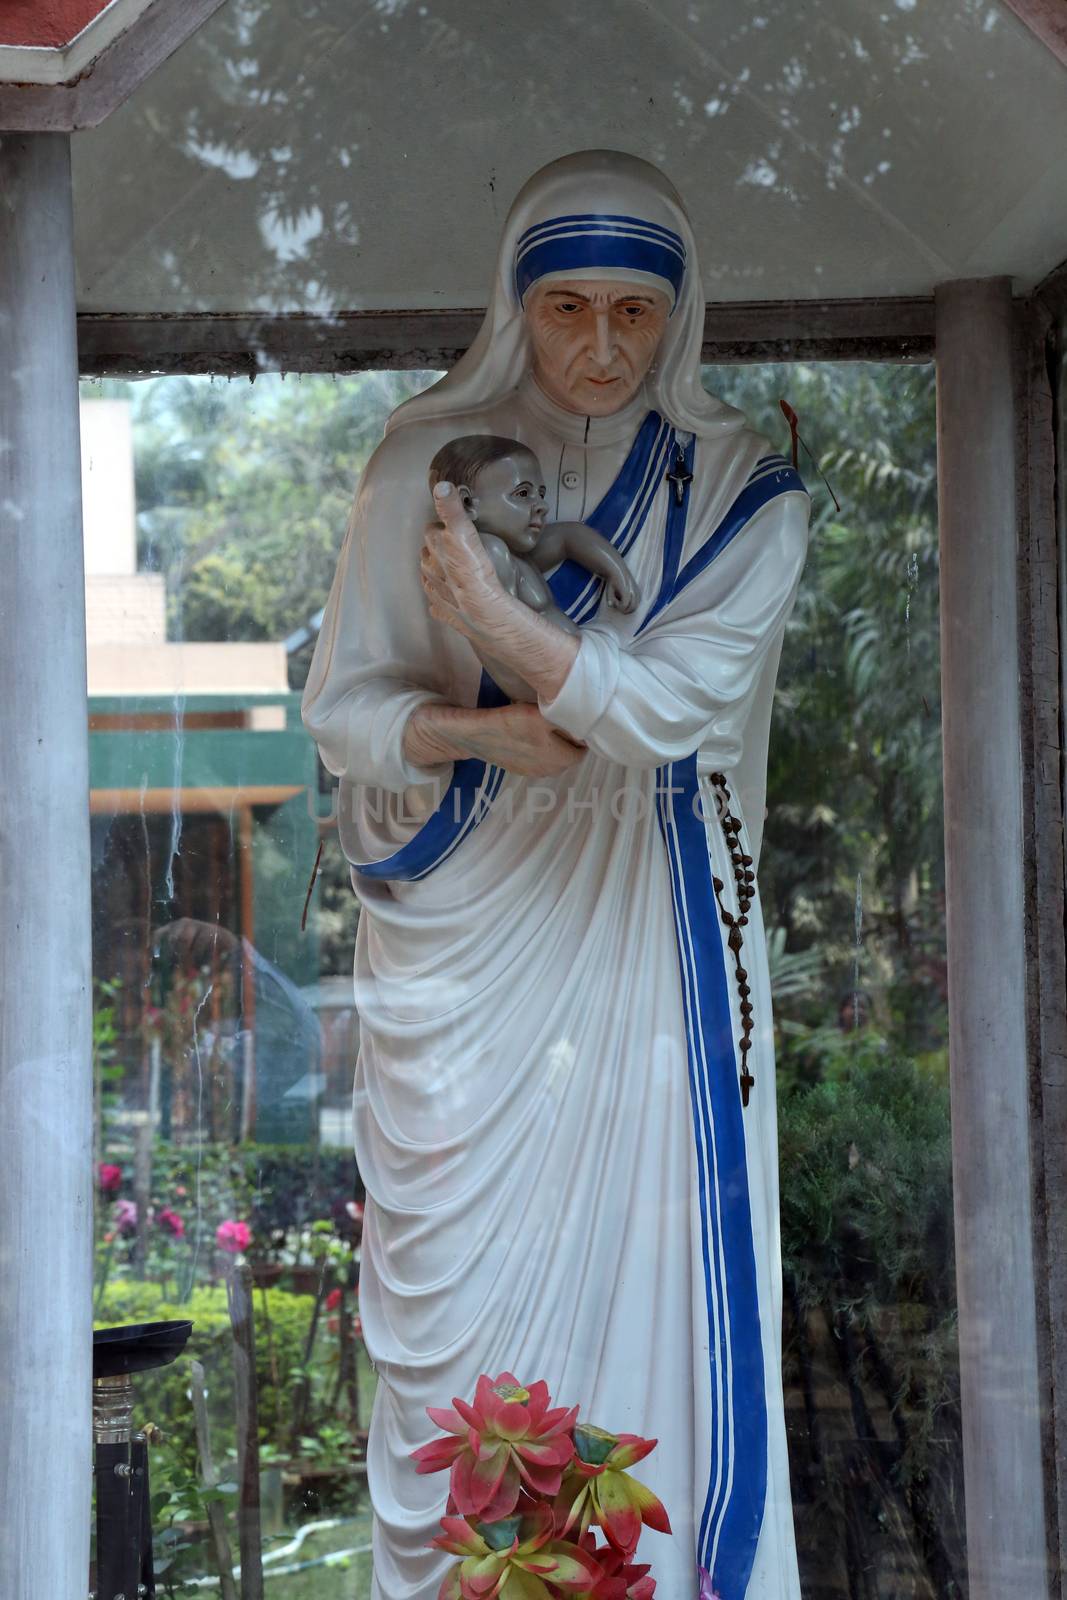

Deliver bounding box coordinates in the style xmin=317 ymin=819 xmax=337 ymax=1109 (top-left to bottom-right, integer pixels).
xmin=666 ymin=447 xmax=693 ymax=507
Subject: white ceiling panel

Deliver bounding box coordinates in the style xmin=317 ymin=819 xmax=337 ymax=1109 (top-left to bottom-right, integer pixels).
xmin=71 ymin=0 xmax=1067 ymax=312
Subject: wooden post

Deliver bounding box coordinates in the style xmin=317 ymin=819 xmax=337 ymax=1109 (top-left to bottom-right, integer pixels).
xmin=1016 ymin=289 xmax=1067 ymax=1585
xmin=190 ymin=1358 xmax=240 ymax=1600
xmin=0 ymin=132 xmax=93 ymax=1600
xmin=227 ymin=1264 xmax=264 ymax=1600
xmin=935 ymin=277 xmax=1051 ymax=1598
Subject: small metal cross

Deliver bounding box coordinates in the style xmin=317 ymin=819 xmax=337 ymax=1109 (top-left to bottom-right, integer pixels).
xmin=666 ymin=448 xmax=693 ymax=506
xmin=740 ymin=1066 xmax=755 ymax=1107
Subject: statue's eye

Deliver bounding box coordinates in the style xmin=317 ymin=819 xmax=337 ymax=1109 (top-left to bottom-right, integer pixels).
xmin=556 ymin=301 xmax=582 ymax=314
xmin=619 ymin=303 xmax=645 ymax=318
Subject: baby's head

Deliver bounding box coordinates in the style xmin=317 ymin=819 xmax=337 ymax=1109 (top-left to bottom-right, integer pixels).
xmin=429 ymin=435 xmax=547 ymax=554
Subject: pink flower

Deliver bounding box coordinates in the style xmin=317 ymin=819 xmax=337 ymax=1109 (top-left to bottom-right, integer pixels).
xmin=157 ymin=1206 xmax=185 ymax=1239
xmin=697 ymin=1568 xmax=720 ymax=1600
xmin=114 ymin=1199 xmax=138 ymax=1237
xmin=574 ymin=1533 xmax=656 ymax=1599
xmin=325 ymin=1288 xmax=343 ymax=1312
xmin=413 ymin=1372 xmax=577 ymax=1521
xmin=434 ymin=1504 xmax=602 ymax=1600
xmin=98 ymin=1163 xmax=123 ymax=1194
xmin=555 ymin=1427 xmax=671 ymax=1555
xmin=216 ymin=1219 xmax=251 ymax=1255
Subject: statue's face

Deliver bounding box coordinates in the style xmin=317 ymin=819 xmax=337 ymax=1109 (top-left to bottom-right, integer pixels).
xmin=465 ymin=448 xmax=547 ymax=553
xmin=524 ymin=278 xmax=671 ymax=416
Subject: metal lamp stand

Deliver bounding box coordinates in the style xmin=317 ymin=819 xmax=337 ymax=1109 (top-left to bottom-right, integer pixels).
xmin=90 ymin=1320 xmax=193 ymax=1600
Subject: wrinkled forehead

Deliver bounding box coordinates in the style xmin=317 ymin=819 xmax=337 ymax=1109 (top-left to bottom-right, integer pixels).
xmin=514 ymin=213 xmax=686 ymax=312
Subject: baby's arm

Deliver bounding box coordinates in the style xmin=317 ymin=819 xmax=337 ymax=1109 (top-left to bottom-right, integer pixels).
xmin=532 ymin=522 xmax=640 ymax=613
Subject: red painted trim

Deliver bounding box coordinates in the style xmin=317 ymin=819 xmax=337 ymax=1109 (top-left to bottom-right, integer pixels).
xmin=0 ymin=1 xmax=113 ymax=50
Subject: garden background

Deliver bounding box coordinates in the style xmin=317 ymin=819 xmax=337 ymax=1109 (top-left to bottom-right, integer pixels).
xmin=86 ymin=360 xmax=957 ymax=1598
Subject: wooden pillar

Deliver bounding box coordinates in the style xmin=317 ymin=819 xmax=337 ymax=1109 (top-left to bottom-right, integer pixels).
xmin=935 ymin=277 xmax=1050 ymax=1597
xmin=0 ymin=133 xmax=92 ymax=1597
xmin=1016 ymin=287 xmax=1067 ymax=1586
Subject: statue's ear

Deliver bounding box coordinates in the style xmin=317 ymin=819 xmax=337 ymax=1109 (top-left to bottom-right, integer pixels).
xmin=459 ymin=484 xmax=478 ymax=517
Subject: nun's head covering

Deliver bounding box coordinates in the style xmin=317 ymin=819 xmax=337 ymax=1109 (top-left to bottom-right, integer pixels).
xmin=388 ymin=150 xmax=744 ymax=438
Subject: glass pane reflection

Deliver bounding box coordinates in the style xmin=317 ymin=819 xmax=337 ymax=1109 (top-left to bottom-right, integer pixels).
xmin=86 ymin=361 xmax=956 ymax=1597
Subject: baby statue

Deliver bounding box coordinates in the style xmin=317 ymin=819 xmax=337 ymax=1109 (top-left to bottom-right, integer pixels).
xmin=427 ymin=434 xmax=640 ymax=702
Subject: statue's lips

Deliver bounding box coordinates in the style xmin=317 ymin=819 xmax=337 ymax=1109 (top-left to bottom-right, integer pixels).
xmin=584 ymin=375 xmax=622 ymax=386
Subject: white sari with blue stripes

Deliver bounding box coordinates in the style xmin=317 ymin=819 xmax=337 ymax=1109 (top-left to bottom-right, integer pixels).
xmin=302 ymin=376 xmax=810 ymax=1600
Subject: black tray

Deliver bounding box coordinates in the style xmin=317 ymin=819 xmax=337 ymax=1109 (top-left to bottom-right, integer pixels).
xmin=93 ymin=1320 xmax=193 ymax=1379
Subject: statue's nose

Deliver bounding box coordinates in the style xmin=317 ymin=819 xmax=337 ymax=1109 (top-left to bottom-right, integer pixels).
xmin=592 ymin=312 xmax=617 ymax=367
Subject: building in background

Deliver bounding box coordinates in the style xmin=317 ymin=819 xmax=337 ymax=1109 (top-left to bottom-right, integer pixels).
xmin=82 ymin=397 xmax=325 ymax=1144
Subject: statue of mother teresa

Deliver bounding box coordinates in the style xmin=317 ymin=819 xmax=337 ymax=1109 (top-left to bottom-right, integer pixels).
xmin=303 ymin=150 xmax=809 ymax=1600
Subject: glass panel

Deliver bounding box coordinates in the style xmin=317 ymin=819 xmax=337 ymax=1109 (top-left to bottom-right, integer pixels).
xmin=71 ymin=0 xmax=1067 ymax=313
xmin=85 ymin=358 xmax=955 ymax=1599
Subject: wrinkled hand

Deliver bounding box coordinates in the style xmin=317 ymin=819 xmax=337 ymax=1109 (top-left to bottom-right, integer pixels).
xmin=459 ymin=704 xmax=585 ymax=777
xmin=420 ymin=482 xmax=518 ymax=645
xmin=422 ymin=481 xmax=581 ymax=702
xmin=606 ymin=567 xmax=640 ymax=613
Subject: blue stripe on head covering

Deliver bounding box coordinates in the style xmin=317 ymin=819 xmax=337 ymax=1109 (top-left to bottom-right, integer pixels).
xmin=514 ymin=212 xmax=686 ymax=305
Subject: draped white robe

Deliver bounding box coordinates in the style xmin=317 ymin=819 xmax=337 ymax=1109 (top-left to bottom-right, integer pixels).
xmin=303 ymin=372 xmax=809 ymax=1600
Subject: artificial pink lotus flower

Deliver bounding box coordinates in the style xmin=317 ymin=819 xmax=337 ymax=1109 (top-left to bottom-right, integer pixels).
xmin=157 ymin=1206 xmax=185 ymax=1239
xmin=697 ymin=1568 xmax=720 ymax=1600
xmin=216 ymin=1219 xmax=251 ymax=1254
xmin=573 ymin=1532 xmax=656 ymax=1599
xmin=98 ymin=1163 xmax=123 ymax=1194
xmin=414 ymin=1373 xmax=577 ymax=1521
xmin=434 ymin=1504 xmax=602 ymax=1600
xmin=555 ymin=1426 xmax=671 ymax=1555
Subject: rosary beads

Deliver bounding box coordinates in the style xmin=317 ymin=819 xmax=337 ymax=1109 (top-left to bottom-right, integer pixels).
xmin=708 ymin=772 xmax=756 ymax=1108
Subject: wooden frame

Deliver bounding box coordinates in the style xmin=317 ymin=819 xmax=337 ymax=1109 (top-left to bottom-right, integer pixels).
xmin=1000 ymin=0 xmax=1067 ymax=69
xmin=72 ymin=265 xmax=1067 ymax=1597
xmin=88 ymin=784 xmax=305 ymax=814
xmin=1016 ymin=275 xmax=1067 ymax=1589
xmin=76 ymin=296 xmax=935 ymax=377
xmin=0 ymin=0 xmax=227 ymax=131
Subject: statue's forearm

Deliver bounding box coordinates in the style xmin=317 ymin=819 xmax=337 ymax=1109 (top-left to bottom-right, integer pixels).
xmin=403 ymin=701 xmax=586 ymax=779
xmin=403 ymin=704 xmax=487 ymax=767
xmin=466 ymin=592 xmax=580 ymax=702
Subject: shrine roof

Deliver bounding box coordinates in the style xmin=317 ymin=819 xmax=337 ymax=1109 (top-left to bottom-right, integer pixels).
xmin=68 ymin=0 xmax=1067 ymax=314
